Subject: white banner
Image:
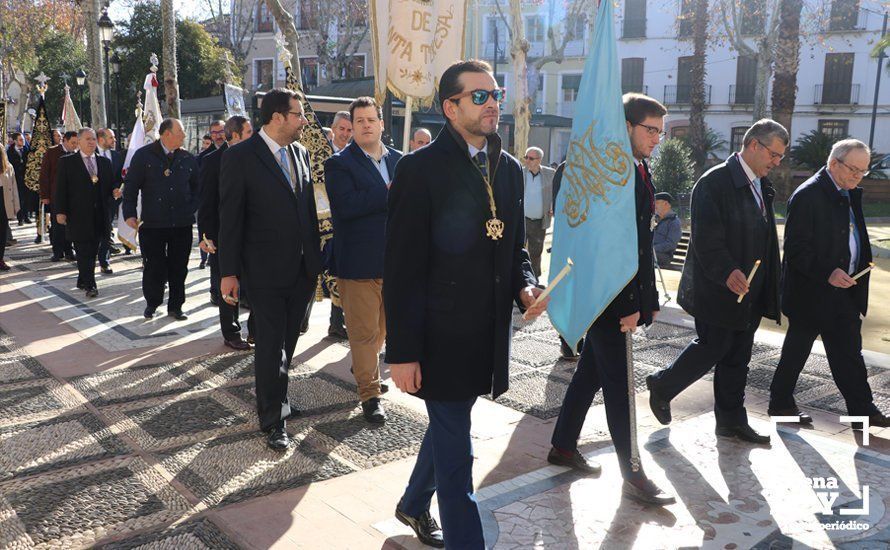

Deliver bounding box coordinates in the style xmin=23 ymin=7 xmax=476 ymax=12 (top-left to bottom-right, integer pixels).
xmin=370 ymin=0 xmax=468 ymax=105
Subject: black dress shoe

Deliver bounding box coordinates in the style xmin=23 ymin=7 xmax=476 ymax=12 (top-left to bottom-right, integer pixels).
xmin=852 ymin=412 xmax=890 ymax=430
xmin=328 ymin=326 xmax=348 ymax=340
xmin=622 ymin=478 xmax=676 ymax=506
xmin=34 ymin=235 xmax=42 ymax=244
xmin=247 ymin=334 xmax=255 ymax=345
xmin=50 ymin=255 xmax=62 ymax=262
xmin=767 ymin=406 xmax=813 ymax=424
xmin=559 ymin=337 xmax=580 ymax=361
xmin=76 ymin=281 xmax=86 ymax=290
xmin=198 ymin=260 xmax=206 ymax=269
xmin=64 ymin=253 xmax=76 ymax=262
xmin=646 ymin=375 xmax=672 ymax=425
xmin=395 ymin=506 xmax=444 ymax=548
xmin=716 ymin=424 xmax=771 ymax=444
xmin=144 ymin=306 xmax=157 ymax=319
xmin=266 ymin=428 xmax=291 ymax=451
xmin=109 ymin=245 xmax=121 ymax=255
xmin=224 ymin=338 xmax=251 ymax=351
xmin=168 ymin=310 xmax=188 ymax=321
xmin=547 ymin=447 xmax=601 ymax=475
xmin=85 ymin=288 xmax=98 ymax=298
xmin=100 ymin=265 xmax=113 ymax=275
xmin=362 ymin=397 xmax=387 ymax=424
xmin=0 ymin=260 xmax=10 ymax=271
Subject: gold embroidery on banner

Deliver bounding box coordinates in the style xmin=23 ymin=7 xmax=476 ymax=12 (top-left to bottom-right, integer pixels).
xmin=562 ymin=123 xmax=632 ymax=227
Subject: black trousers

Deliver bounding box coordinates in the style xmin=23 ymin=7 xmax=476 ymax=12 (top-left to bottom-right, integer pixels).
xmin=48 ymin=203 xmax=73 ymax=258
xmin=551 ymin=317 xmax=640 ymax=480
xmin=770 ymin=293 xmax=878 ymax=417
xmin=249 ymin=270 xmax=315 ymax=432
xmin=649 ymin=316 xmax=760 ymax=427
xmin=74 ymin=239 xmax=99 ymax=290
xmin=209 ymin=252 xmax=253 ymax=340
xmin=139 ymin=226 xmax=192 ymax=312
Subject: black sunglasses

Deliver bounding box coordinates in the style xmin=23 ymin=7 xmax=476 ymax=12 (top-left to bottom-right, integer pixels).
xmin=449 ymin=88 xmax=507 ymax=106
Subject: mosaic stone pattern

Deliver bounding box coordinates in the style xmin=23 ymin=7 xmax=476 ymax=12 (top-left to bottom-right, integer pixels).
xmin=0 ymin=379 xmax=84 ymax=427
xmin=95 ymin=518 xmax=241 ymax=549
xmin=227 ymin=371 xmax=360 ymax=418
xmin=71 ymin=362 xmax=208 ymax=407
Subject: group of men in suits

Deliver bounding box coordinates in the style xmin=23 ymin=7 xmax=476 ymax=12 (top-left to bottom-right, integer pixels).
xmin=5 ymin=133 xmax=33 ymax=226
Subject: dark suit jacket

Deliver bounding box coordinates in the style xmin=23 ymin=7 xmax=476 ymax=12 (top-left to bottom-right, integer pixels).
xmin=197 ymin=142 xmax=228 ymax=243
xmin=53 ymin=153 xmax=114 ymax=241
xmin=197 ymin=143 xmax=218 ymax=167
xmin=603 ymin=161 xmax=660 ymax=325
xmin=218 ymin=132 xmax=322 ymax=289
xmin=678 ymin=153 xmax=781 ymax=330
xmin=6 ymin=145 xmax=26 ymax=187
xmin=123 ymin=141 xmax=199 ymax=228
xmin=324 ymin=141 xmax=401 ymax=279
xmin=781 ymin=167 xmax=872 ymax=321
xmin=384 ymin=123 xmax=537 ymax=401
xmin=39 ymin=145 xmax=70 ymax=202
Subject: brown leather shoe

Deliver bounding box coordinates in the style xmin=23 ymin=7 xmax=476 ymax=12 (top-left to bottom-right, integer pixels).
xmin=224 ymin=338 xmax=251 ymax=351
xmin=547 ymin=447 xmax=601 ymax=475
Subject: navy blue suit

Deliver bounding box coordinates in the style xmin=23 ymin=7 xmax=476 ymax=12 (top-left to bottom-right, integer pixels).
xmin=324 ymin=141 xmax=401 ymax=278
xmin=97 ymin=148 xmax=124 ymax=267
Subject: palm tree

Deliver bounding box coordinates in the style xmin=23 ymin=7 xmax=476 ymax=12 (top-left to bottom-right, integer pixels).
xmin=688 ymin=0 xmax=709 ymax=176
xmin=769 ymin=0 xmax=803 ymax=198
xmin=161 ymin=0 xmax=180 ymax=117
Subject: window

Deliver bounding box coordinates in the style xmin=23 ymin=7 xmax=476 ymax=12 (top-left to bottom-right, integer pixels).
xmin=733 ymin=56 xmax=757 ymax=104
xmin=674 ymin=56 xmax=694 ymax=102
xmin=678 ymin=0 xmax=694 ymax=38
xmin=818 ymin=120 xmax=849 ymax=139
xmin=530 ymin=72 xmax=545 ymax=112
xmin=621 ymin=58 xmax=645 ymax=94
xmin=525 ymin=15 xmax=545 ymax=42
xmin=297 ymin=1 xmax=317 ymax=30
xmin=730 ymin=127 xmax=747 ymax=152
xmin=494 ymin=73 xmax=506 ymax=88
xmin=671 ymin=126 xmax=689 ymax=139
xmin=821 ymin=53 xmax=854 ymax=104
xmin=829 ymin=0 xmax=860 ymax=30
xmin=486 ymin=17 xmax=508 ymax=60
xmin=560 ymin=74 xmax=582 ymax=116
xmin=341 ymin=55 xmax=366 ymax=80
xmin=256 ymin=2 xmax=273 ymax=32
xmin=566 ymin=15 xmax=586 ymax=42
xmin=301 ymin=57 xmax=319 ymax=90
xmin=623 ymin=0 xmax=647 ymax=38
xmin=740 ymin=0 xmax=764 ymax=35
xmin=254 ymin=59 xmax=273 ymax=90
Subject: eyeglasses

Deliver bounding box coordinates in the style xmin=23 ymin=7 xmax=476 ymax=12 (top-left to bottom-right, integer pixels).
xmin=209 ymin=130 xmax=225 ymax=135
xmin=286 ymin=111 xmax=307 ymax=120
xmin=756 ymin=140 xmax=786 ymax=161
xmin=524 ymin=156 xmax=541 ymax=161
xmin=448 ymin=88 xmax=507 ymax=105
xmin=635 ymin=123 xmax=666 ymax=138
xmin=838 ymin=158 xmax=870 ymax=177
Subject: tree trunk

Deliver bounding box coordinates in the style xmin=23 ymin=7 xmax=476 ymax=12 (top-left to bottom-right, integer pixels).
xmin=82 ymin=0 xmax=107 ymax=128
xmin=161 ymin=0 xmax=180 ymax=118
xmin=508 ymin=0 xmax=529 ymax=158
xmin=688 ymin=0 xmax=709 ymax=176
xmin=265 ymin=0 xmax=302 ymax=87
xmin=770 ymin=0 xmax=803 ymax=199
xmin=752 ymin=36 xmax=773 ymax=121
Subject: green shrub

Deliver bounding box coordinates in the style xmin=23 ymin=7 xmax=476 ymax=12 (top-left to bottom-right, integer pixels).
xmin=790 ymin=130 xmax=847 ymax=170
xmin=652 ymin=138 xmax=696 ymax=197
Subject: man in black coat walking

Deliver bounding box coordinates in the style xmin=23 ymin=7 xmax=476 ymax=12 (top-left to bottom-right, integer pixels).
xmin=646 ymin=119 xmax=788 ymax=445
xmin=54 ymin=128 xmax=118 ymax=297
xmin=769 ymin=139 xmax=890 ymax=428
xmin=219 ymin=89 xmax=322 ymax=451
xmin=548 ymin=93 xmax=675 ymax=507
xmin=123 ymin=119 xmax=200 ymax=320
xmin=386 ymin=60 xmax=546 ymax=549
xmin=7 ymin=132 xmax=30 ymax=224
xmin=198 ymin=115 xmax=254 ymax=350
xmin=96 ymin=128 xmax=124 ymax=273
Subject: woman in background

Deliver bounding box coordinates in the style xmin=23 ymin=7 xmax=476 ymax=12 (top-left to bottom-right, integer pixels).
xmin=0 ymin=146 xmax=22 ymax=270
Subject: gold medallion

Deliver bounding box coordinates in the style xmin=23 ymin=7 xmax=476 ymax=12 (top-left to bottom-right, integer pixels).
xmin=164 ymin=169 xmax=172 ymax=177
xmin=91 ymin=175 xmax=98 ymax=184
xmin=486 ymin=217 xmax=504 ymax=240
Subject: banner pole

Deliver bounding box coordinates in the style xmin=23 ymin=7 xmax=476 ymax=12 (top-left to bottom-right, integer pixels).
xmin=626 ymin=331 xmax=641 ymax=472
xmin=401 ymin=96 xmax=413 ymax=152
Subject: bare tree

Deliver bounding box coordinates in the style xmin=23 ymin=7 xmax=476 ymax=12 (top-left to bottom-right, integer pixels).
xmin=299 ymin=0 xmax=370 ymax=84
xmin=161 ymin=0 xmax=180 ymax=117
xmin=507 ymin=0 xmax=529 ymax=157
xmin=264 ymin=0 xmax=302 ymax=83
xmin=81 ymin=0 xmax=107 ymax=128
xmin=202 ymin=0 xmax=260 ymax=82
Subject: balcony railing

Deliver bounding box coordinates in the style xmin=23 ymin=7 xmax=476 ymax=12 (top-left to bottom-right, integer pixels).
xmin=622 ymin=17 xmax=647 ymax=39
xmin=815 ymin=83 xmax=860 ymax=105
xmin=824 ymin=7 xmax=869 ymax=32
xmin=729 ymin=84 xmax=755 ymax=105
xmin=621 ymin=84 xmax=649 ymax=95
xmin=663 ymin=84 xmax=712 ymax=104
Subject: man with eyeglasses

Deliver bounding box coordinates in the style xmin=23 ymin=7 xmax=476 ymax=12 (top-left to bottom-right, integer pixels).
xmin=197 ymin=120 xmax=226 ymax=271
xmin=219 ymin=88 xmax=322 ymax=451
xmin=521 ymin=146 xmax=554 ymax=277
xmin=386 ymin=59 xmax=546 ymax=549
xmin=647 ymin=119 xmax=787 ymax=446
xmin=769 ymin=138 xmax=890 ymax=429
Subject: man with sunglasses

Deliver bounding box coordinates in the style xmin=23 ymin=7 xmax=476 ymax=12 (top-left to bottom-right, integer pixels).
xmin=521 ymin=146 xmax=554 ymax=277
xmin=646 ymin=119 xmax=787 ymax=445
xmin=386 ymin=59 xmax=546 ymax=549
xmin=769 ymin=139 xmax=890 ymax=429
xmin=218 ymin=89 xmax=323 ymax=451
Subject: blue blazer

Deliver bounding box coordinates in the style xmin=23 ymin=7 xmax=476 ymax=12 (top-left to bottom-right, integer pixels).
xmin=324 ymin=140 xmax=402 ymax=279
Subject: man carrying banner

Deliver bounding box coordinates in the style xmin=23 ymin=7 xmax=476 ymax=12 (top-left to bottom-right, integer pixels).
xmin=386 ymin=60 xmax=546 ymax=548
xmin=548 ymin=93 xmax=675 ymax=506
xmin=646 ymin=119 xmax=787 ymax=444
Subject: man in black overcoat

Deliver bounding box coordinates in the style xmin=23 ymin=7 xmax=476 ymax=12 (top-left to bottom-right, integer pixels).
xmin=769 ymin=138 xmax=890 ymax=428
xmin=218 ymin=89 xmax=322 ymax=451
xmin=385 ymin=60 xmax=546 ymax=549
xmin=646 ymin=119 xmax=788 ymax=445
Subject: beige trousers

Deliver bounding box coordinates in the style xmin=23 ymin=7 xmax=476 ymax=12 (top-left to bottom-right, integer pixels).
xmin=338 ymin=278 xmax=385 ymax=401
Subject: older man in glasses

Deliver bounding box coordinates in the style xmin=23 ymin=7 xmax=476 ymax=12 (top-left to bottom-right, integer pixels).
xmin=521 ymin=146 xmax=555 ymax=278
xmin=769 ymin=138 xmax=890 ymax=429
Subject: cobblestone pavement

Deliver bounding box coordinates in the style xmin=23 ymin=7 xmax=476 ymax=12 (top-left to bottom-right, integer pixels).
xmin=1 ymin=225 xmax=889 ymax=548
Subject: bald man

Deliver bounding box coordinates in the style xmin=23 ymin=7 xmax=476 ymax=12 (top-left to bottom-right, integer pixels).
xmin=408 ymin=128 xmax=432 ymax=151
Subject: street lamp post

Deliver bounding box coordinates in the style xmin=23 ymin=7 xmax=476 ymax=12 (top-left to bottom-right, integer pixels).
xmin=111 ymin=52 xmax=121 ymax=136
xmin=97 ymin=9 xmax=115 ymax=129
xmin=75 ymin=69 xmax=86 ymax=120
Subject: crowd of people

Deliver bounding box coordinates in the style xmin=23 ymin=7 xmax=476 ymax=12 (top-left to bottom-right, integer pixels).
xmin=1 ymin=57 xmax=888 ymax=548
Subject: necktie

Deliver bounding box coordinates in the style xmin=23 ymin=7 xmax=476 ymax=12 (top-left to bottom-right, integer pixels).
xmin=473 ymin=151 xmax=488 ymax=179
xmin=750 ymin=177 xmax=765 ymax=217
xmin=840 ymin=189 xmax=860 ymax=271
xmin=87 ymin=156 xmax=97 ymax=177
xmin=278 ymin=147 xmax=295 ymax=191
